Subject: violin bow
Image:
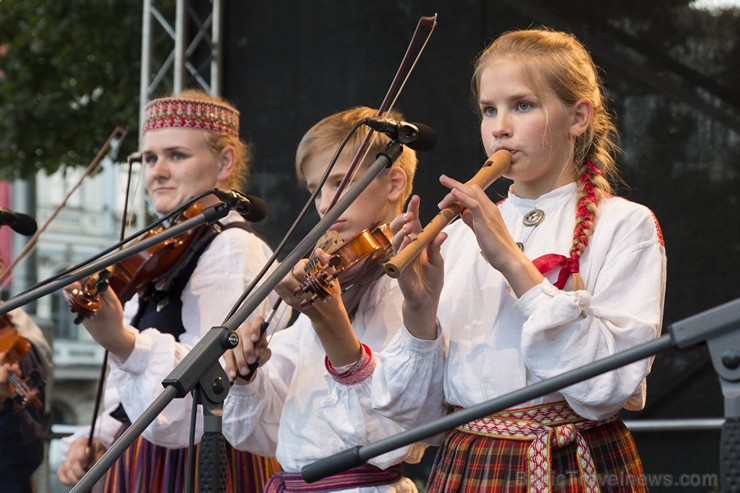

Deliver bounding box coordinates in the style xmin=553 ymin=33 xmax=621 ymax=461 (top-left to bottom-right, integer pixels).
xmin=232 ymin=15 xmax=439 ymax=383
xmin=304 ymin=14 xmax=438 ymax=295
xmin=84 ymin=137 xmax=140 ymax=468
xmin=326 ymin=14 xmax=438 ymax=212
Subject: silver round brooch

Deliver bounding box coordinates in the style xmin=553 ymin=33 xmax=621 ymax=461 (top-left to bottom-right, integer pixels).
xmin=523 ymin=208 xmax=545 ymax=227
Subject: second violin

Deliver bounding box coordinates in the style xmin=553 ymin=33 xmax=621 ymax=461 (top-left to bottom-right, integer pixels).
xmin=298 ymin=223 xmax=392 ymax=307
xmin=0 ymin=314 xmax=43 ymax=411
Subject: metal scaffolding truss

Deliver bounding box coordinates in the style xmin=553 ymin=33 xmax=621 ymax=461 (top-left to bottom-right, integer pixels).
xmin=138 ymin=0 xmax=225 ymax=132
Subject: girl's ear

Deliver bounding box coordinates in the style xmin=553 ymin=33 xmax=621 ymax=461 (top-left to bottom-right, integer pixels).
xmin=217 ymin=146 xmax=236 ymax=184
xmin=569 ymin=98 xmax=593 ymax=138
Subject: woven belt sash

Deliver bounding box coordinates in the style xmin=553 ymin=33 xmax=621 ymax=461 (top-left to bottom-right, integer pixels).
xmin=263 ymin=463 xmax=403 ymax=492
xmin=456 ymin=401 xmax=616 ymax=493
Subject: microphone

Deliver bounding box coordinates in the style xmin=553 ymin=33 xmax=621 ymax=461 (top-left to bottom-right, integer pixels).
xmin=0 ymin=207 xmax=38 ymax=236
xmin=213 ymin=189 xmax=267 ymax=222
xmin=363 ymin=116 xmax=437 ymax=152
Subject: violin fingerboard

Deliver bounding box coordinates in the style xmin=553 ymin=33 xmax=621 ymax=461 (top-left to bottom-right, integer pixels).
xmin=315 ymin=231 xmax=344 ymax=255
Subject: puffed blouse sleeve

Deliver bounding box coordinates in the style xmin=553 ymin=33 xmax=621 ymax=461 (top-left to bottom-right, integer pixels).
xmin=221 ymin=324 xmax=299 ymax=456
xmin=326 ymin=325 xmax=449 ymax=437
xmin=518 ymin=201 xmax=666 ymax=420
xmin=106 ymin=225 xmax=282 ymax=448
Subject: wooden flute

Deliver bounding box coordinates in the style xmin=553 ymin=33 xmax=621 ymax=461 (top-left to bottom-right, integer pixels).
xmin=383 ymin=149 xmax=512 ymax=278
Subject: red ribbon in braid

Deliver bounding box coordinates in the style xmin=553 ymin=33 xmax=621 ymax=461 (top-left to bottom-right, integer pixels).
xmin=532 ymin=160 xmax=600 ymax=289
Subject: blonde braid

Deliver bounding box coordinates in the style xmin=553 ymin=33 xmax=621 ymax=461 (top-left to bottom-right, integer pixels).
xmin=567 ymin=80 xmax=619 ymax=290
xmin=568 ymin=160 xmax=607 ymax=290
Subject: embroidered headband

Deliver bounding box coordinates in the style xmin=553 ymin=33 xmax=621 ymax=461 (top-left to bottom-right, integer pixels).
xmin=142 ymin=97 xmax=240 ymax=137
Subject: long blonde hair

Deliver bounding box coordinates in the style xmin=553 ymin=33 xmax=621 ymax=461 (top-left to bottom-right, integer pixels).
xmin=473 ymin=28 xmax=621 ymax=289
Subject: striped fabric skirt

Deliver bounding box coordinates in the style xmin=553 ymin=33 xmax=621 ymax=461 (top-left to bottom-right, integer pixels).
xmin=427 ymin=405 xmax=647 ymax=493
xmin=102 ymin=432 xmax=281 ymax=492
xmin=263 ymin=463 xmax=404 ymax=492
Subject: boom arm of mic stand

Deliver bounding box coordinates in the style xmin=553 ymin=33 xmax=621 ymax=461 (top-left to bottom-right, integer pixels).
xmin=0 ymin=203 xmax=232 ymax=315
xmin=69 ymin=141 xmax=405 ymax=492
xmin=302 ymin=298 xmax=740 ymax=485
xmin=671 ymin=299 xmax=740 ymax=492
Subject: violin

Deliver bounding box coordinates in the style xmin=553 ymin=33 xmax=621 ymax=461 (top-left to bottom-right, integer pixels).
xmin=298 ymin=223 xmax=392 ymax=307
xmin=65 ymin=198 xmax=216 ymax=323
xmin=0 ymin=314 xmax=43 ymax=411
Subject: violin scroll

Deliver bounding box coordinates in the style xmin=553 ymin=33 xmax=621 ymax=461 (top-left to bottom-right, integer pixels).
xmin=64 ymin=199 xmax=215 ymax=323
xmin=65 ymin=270 xmax=111 ymax=324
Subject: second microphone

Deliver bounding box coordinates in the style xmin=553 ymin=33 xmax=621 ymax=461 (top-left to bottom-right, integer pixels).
xmin=363 ymin=116 xmax=437 ymax=152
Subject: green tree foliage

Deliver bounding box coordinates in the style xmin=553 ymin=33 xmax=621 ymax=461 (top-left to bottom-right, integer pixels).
xmin=0 ymin=0 xmax=142 ymax=179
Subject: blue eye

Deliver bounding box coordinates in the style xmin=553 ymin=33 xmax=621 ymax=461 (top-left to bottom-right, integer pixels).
xmin=481 ymin=106 xmax=496 ymax=117
xmin=143 ymin=154 xmax=157 ymax=165
xmin=515 ymin=101 xmax=533 ymax=111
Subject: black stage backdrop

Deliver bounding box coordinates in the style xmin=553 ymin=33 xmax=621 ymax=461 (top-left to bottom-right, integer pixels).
xmin=217 ymin=1 xmax=739 ymax=490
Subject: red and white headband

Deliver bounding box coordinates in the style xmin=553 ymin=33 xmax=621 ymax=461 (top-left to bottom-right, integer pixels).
xmin=142 ymin=97 xmax=240 ymax=137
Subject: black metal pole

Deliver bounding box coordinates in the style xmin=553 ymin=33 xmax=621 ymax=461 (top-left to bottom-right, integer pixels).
xmin=0 ymin=204 xmax=231 ymax=315
xmin=302 ymin=298 xmax=740 ymax=489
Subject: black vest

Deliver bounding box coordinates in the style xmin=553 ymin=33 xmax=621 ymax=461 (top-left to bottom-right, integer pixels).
xmin=110 ymin=220 xmax=252 ymax=423
xmin=130 ymin=221 xmax=252 ymax=338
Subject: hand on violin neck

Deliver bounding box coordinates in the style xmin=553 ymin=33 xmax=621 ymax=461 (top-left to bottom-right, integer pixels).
xmin=275 ymin=249 xmax=343 ymax=312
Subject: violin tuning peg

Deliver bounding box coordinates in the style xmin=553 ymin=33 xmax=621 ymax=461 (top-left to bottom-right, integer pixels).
xmin=299 ymin=296 xmax=316 ymax=309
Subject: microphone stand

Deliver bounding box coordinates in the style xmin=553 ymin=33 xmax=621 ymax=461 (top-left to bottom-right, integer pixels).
xmin=70 ymin=140 xmax=406 ymax=493
xmin=0 ymin=201 xmax=230 ymax=491
xmin=301 ymin=298 xmax=740 ymax=493
xmin=0 ymin=203 xmax=232 ymax=315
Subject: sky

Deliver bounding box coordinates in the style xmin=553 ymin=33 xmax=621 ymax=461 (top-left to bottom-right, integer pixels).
xmin=691 ymin=0 xmax=740 ymax=8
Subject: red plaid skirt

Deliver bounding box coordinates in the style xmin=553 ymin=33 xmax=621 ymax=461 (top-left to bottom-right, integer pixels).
xmin=427 ymin=408 xmax=647 ymax=493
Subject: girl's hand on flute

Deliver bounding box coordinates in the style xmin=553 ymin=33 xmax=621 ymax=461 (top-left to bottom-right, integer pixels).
xmin=384 ymin=150 xmax=511 ymax=279
xmin=439 ymin=173 xmax=516 ymax=269
xmin=440 ymin=174 xmax=543 ymax=297
xmin=391 ymin=195 xmax=446 ymax=340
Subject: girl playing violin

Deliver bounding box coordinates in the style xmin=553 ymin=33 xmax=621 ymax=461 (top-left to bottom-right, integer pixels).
xmin=221 ymin=106 xmax=430 ymax=492
xmin=314 ymin=28 xmax=667 ymax=492
xmin=57 ymin=89 xmax=289 ymax=492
